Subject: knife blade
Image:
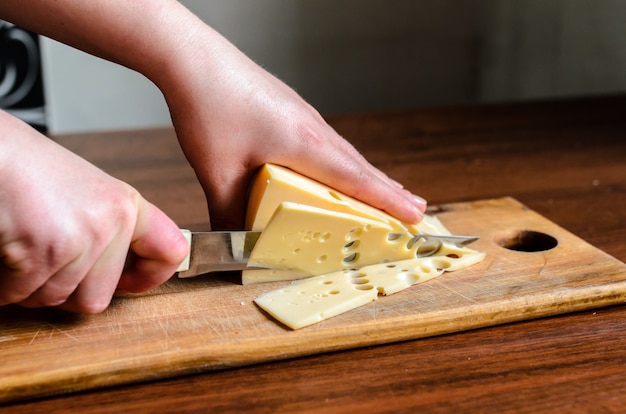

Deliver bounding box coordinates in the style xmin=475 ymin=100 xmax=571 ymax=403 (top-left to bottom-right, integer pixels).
xmin=176 ymin=230 xmax=262 ymax=278
xmin=176 ymin=230 xmax=479 ymax=278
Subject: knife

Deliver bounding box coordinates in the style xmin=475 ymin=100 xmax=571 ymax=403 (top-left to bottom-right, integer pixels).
xmin=176 ymin=230 xmax=263 ymax=278
xmin=175 ymin=230 xmax=479 ymax=278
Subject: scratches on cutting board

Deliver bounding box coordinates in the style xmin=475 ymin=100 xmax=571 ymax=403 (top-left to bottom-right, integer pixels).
xmin=437 ymin=281 xmax=480 ymax=304
xmin=26 ymin=323 xmax=82 ymax=345
xmin=28 ymin=328 xmax=42 ymax=345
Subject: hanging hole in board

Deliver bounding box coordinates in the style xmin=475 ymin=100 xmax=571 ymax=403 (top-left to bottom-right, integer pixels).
xmin=494 ymin=230 xmax=558 ymax=252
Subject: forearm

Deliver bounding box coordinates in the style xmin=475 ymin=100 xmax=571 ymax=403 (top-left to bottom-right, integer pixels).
xmin=0 ymin=1 xmax=428 ymax=228
xmin=0 ymin=0 xmax=211 ymax=89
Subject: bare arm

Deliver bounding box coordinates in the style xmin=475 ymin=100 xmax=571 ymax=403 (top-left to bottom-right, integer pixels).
xmin=0 ymin=0 xmax=427 ymax=230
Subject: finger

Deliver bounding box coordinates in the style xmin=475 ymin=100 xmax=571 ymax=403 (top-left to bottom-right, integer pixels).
xmin=58 ymin=199 xmax=187 ymax=313
xmin=17 ymin=260 xmax=85 ymax=308
xmin=279 ymin=124 xmax=427 ymax=224
xmin=54 ymin=230 xmax=130 ymax=314
xmin=0 ymin=238 xmax=75 ymax=306
xmin=117 ymin=197 xmax=189 ymax=293
xmin=359 ymin=157 xmax=428 ymax=215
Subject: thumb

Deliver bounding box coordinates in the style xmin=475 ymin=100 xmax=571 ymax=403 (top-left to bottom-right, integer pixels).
xmin=117 ymin=197 xmax=189 ymax=293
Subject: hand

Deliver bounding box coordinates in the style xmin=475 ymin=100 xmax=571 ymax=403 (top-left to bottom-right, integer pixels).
xmin=159 ymin=24 xmax=428 ymax=229
xmin=0 ymin=0 xmax=428 ymax=232
xmin=0 ymin=113 xmax=189 ymax=313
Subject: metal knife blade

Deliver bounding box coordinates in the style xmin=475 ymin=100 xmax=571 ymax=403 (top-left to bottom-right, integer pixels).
xmin=176 ymin=230 xmax=262 ymax=278
xmin=175 ymin=229 xmax=479 ymax=278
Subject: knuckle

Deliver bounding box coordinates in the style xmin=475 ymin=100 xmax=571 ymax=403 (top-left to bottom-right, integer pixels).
xmin=0 ymin=242 xmax=42 ymax=304
xmin=36 ymin=288 xmax=75 ymax=308
xmin=89 ymin=180 xmax=140 ymax=231
xmin=0 ymin=290 xmax=30 ymax=306
xmin=294 ymin=120 xmax=326 ymax=150
xmin=1 ymin=240 xmax=35 ymax=274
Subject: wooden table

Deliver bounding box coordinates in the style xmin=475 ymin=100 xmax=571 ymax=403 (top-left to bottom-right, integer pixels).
xmin=3 ymin=95 xmax=625 ymax=413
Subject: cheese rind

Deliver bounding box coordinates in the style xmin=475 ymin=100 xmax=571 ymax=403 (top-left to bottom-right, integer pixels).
xmin=246 ymin=164 xmax=412 ymax=233
xmin=255 ymin=243 xmax=486 ymax=329
xmin=247 ymin=201 xmax=420 ymax=276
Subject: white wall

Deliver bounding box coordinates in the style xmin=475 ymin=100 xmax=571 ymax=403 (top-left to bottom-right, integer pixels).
xmin=40 ymin=41 xmax=171 ymax=134
xmin=40 ymin=0 xmax=626 ymax=134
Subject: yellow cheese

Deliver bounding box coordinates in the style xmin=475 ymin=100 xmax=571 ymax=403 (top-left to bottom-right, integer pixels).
xmin=247 ymin=202 xmax=420 ymax=276
xmin=243 ymin=163 xmax=448 ymax=284
xmin=255 ymin=243 xmax=486 ymax=329
xmin=246 ymin=164 xmax=413 ymax=233
xmin=244 ymin=164 xmax=486 ymax=328
xmin=255 ymin=245 xmax=485 ymax=329
xmin=242 ymin=211 xmax=449 ymax=284
xmin=255 ymin=271 xmax=379 ymax=330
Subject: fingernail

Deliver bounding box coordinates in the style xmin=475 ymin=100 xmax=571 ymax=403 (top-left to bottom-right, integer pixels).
xmin=408 ymin=204 xmax=425 ymax=224
xmin=413 ymin=195 xmax=427 ymax=210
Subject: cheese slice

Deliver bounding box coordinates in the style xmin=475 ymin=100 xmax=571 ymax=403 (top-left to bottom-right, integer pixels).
xmin=255 ymin=271 xmax=379 ymax=330
xmin=242 ymin=211 xmax=447 ymax=285
xmin=244 ymin=164 xmax=487 ymax=328
xmin=247 ymin=201 xmax=420 ymax=276
xmin=255 ymin=243 xmax=485 ymax=329
xmin=243 ymin=163 xmax=449 ymax=284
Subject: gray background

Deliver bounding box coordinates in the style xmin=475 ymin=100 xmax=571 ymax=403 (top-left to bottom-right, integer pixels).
xmin=39 ymin=0 xmax=626 ymax=134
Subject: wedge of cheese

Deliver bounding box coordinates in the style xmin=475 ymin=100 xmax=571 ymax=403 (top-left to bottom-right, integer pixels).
xmin=246 ymin=164 xmax=427 ymax=233
xmin=243 ymin=164 xmax=448 ymax=284
xmin=247 ymin=201 xmax=420 ymax=276
xmin=244 ymin=163 xmax=486 ymax=328
xmin=255 ymin=244 xmax=486 ymax=329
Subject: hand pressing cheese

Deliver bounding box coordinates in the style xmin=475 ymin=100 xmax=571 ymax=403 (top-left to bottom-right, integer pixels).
xmin=244 ymin=164 xmax=486 ymax=329
xmin=243 ymin=164 xmax=447 ymax=284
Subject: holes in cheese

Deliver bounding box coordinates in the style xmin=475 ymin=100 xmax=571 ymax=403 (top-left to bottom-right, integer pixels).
xmin=255 ymin=243 xmax=486 ymax=329
xmin=241 ymin=164 xmax=486 ymax=328
xmin=242 ymin=163 xmax=464 ymax=285
xmin=247 ymin=202 xmax=420 ymax=276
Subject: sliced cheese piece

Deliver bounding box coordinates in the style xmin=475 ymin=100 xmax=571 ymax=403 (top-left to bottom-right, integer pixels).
xmin=242 ymin=212 xmax=450 ymax=285
xmin=247 ymin=201 xmax=420 ymax=276
xmin=242 ymin=268 xmax=304 ymax=284
xmin=242 ymin=269 xmax=305 ymax=285
xmin=255 ymin=271 xmax=379 ymax=330
xmin=255 ymin=243 xmax=486 ymax=329
xmin=370 ymin=244 xmax=486 ymax=295
xmin=413 ymin=214 xmax=451 ymax=236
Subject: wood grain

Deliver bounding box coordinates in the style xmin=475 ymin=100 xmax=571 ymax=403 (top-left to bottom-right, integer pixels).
xmin=1 ymin=196 xmax=625 ymax=404
xmin=1 ymin=95 xmax=625 ymax=413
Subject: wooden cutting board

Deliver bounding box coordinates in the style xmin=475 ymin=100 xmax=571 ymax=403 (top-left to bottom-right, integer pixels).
xmin=2 ymin=197 xmax=626 ymax=403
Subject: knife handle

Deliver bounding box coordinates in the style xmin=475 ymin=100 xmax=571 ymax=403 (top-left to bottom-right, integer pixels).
xmin=176 ymin=229 xmax=192 ymax=272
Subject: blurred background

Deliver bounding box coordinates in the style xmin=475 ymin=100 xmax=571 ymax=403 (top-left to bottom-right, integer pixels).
xmin=2 ymin=0 xmax=625 ymax=134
